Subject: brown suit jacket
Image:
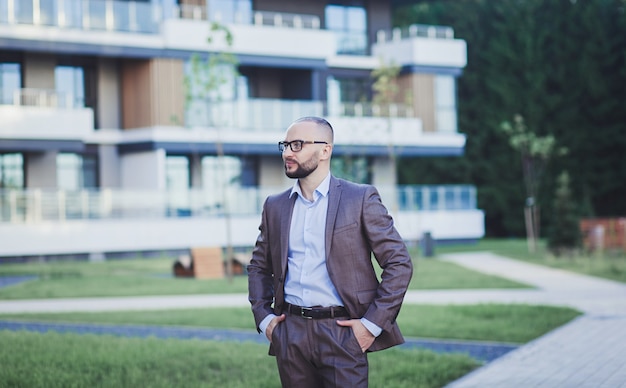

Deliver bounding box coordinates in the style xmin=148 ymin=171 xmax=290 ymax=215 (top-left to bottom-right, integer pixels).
xmin=248 ymin=175 xmax=413 ymax=352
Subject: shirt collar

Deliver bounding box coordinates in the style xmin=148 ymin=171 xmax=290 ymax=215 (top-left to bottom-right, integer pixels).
xmin=290 ymin=172 xmax=331 ymax=200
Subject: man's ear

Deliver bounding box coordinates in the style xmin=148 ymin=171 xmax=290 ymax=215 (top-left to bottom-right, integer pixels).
xmin=320 ymin=144 xmax=333 ymax=160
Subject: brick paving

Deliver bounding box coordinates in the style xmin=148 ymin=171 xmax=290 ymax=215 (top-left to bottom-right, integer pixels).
xmin=441 ymin=252 xmax=626 ymax=388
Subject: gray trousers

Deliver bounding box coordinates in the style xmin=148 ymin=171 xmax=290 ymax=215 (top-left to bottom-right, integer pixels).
xmin=272 ymin=313 xmax=369 ymax=388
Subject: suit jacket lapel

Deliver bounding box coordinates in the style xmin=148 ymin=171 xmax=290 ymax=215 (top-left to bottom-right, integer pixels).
xmin=325 ymin=176 xmax=342 ymax=260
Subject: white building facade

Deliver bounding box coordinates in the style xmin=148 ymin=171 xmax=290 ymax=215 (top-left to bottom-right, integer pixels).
xmin=0 ymin=0 xmax=484 ymax=259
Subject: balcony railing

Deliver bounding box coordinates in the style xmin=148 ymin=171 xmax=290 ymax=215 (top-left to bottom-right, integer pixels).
xmin=376 ymin=24 xmax=455 ymax=43
xmin=175 ymin=5 xmax=320 ymax=30
xmin=186 ymin=98 xmax=415 ymax=131
xmin=0 ymin=185 xmax=477 ymax=224
xmin=1 ymin=88 xmax=76 ymax=108
xmin=0 ymin=0 xmax=159 ymax=33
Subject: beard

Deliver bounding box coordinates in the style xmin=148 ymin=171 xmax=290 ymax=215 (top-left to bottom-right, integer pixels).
xmin=284 ymin=155 xmax=319 ymax=179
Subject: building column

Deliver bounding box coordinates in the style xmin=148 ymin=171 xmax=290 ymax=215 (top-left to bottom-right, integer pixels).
xmin=25 ymin=151 xmax=58 ymax=188
xmin=99 ymin=145 xmax=121 ymax=188
xmin=120 ymin=149 xmax=166 ymax=190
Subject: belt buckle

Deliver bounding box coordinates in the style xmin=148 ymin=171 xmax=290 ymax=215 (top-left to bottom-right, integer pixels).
xmin=301 ymin=306 xmax=313 ymax=319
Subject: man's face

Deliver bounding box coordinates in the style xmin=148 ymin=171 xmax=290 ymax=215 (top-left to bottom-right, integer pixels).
xmin=282 ymin=122 xmax=324 ymax=179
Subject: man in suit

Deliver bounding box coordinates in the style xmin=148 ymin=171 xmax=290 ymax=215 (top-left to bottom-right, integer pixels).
xmin=248 ymin=116 xmax=413 ymax=387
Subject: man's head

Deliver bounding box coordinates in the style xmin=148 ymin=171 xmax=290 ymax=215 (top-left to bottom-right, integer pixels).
xmin=280 ymin=117 xmax=334 ymax=179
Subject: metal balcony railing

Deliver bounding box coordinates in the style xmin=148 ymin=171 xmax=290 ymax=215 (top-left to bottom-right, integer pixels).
xmin=376 ymin=24 xmax=455 ymax=43
xmin=0 ymin=185 xmax=478 ymax=224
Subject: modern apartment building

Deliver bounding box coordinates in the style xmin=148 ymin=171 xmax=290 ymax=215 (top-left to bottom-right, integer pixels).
xmin=0 ymin=0 xmax=484 ymax=259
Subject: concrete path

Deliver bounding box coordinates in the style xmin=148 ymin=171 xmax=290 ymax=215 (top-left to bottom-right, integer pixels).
xmin=439 ymin=252 xmax=626 ymax=388
xmin=1 ymin=251 xmax=626 ymax=387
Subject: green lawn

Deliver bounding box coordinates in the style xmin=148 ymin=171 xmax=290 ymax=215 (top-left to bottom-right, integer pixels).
xmin=0 ymin=248 xmax=527 ymax=300
xmin=0 ymin=239 xmax=589 ymax=387
xmin=436 ymin=238 xmax=626 ymax=283
xmin=0 ymin=330 xmax=478 ymax=388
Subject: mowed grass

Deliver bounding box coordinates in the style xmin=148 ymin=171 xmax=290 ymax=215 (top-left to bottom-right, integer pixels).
xmin=0 ymin=303 xmax=580 ymax=344
xmin=437 ymin=238 xmax=626 ymax=283
xmin=0 ymin=248 xmax=527 ymax=300
xmin=0 ymin=239 xmax=587 ymax=387
xmin=0 ymin=330 xmax=478 ymax=388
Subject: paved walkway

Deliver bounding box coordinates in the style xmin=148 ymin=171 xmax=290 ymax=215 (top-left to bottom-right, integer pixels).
xmin=1 ymin=252 xmax=626 ymax=386
xmin=440 ymin=252 xmax=626 ymax=388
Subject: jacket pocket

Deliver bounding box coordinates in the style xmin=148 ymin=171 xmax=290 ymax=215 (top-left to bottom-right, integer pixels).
xmin=334 ymin=221 xmax=358 ymax=234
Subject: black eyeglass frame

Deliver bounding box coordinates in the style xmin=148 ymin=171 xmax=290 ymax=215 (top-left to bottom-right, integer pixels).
xmin=278 ymin=140 xmax=329 ymax=153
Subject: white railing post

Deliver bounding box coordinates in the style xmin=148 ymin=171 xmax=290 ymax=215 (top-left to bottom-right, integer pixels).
xmin=33 ymin=0 xmax=41 ymax=25
xmin=9 ymin=190 xmax=17 ymax=222
xmin=58 ymin=190 xmax=66 ymax=221
xmin=105 ymin=0 xmax=114 ymax=31
xmin=81 ymin=190 xmax=89 ymax=219
xmin=82 ymin=0 xmax=90 ymax=29
xmin=7 ymin=0 xmax=15 ymax=24
xmin=58 ymin=0 xmax=66 ymax=27
xmin=33 ymin=189 xmax=42 ymax=222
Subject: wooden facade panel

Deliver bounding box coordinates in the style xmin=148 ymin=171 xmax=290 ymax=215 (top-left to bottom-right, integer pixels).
xmin=400 ymin=73 xmax=435 ymax=132
xmin=122 ymin=58 xmax=184 ymax=129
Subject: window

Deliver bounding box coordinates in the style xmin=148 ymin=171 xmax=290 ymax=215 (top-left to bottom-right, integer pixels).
xmin=202 ymin=156 xmax=241 ymax=209
xmin=0 ymin=154 xmax=24 ymax=189
xmin=435 ymin=75 xmax=458 ymax=133
xmin=331 ymin=156 xmax=369 ymax=184
xmin=166 ymin=156 xmax=190 ymax=191
xmin=55 ymin=66 xmax=85 ymax=108
xmin=334 ymin=76 xmax=370 ymax=103
xmin=57 ymin=153 xmax=97 ymax=190
xmin=0 ymin=63 xmax=21 ymax=105
xmin=325 ymin=4 xmax=367 ymax=55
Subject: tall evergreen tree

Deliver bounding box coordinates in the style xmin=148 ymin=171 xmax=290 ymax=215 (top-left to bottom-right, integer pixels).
xmin=394 ymin=0 xmax=626 ymax=237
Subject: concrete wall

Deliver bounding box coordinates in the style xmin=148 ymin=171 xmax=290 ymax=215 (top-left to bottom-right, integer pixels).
xmin=120 ymin=149 xmax=166 ymax=190
xmin=97 ymin=58 xmax=121 ymax=129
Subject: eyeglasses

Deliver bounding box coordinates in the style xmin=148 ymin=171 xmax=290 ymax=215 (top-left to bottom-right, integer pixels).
xmin=278 ymin=140 xmax=328 ymax=153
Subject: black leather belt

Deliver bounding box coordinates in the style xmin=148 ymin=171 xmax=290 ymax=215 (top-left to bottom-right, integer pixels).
xmin=285 ymin=302 xmax=349 ymax=319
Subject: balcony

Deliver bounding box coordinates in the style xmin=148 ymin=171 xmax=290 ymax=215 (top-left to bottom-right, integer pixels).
xmin=0 ymin=185 xmax=484 ymax=257
xmin=0 ymin=88 xmax=94 ymax=140
xmin=183 ymin=98 xmax=463 ymax=154
xmin=372 ymin=24 xmax=467 ymax=69
xmin=0 ymin=185 xmax=479 ymax=223
xmin=0 ymin=0 xmax=159 ymax=33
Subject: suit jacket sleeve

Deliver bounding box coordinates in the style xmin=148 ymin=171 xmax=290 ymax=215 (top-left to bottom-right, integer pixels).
xmin=360 ymin=185 xmax=413 ymax=333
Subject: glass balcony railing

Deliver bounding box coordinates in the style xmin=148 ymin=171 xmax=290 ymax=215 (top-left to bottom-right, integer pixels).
xmin=186 ymin=98 xmax=415 ymax=131
xmin=0 ymin=88 xmax=76 ymax=108
xmin=0 ymin=185 xmax=478 ymax=223
xmin=0 ymin=0 xmax=159 ymax=33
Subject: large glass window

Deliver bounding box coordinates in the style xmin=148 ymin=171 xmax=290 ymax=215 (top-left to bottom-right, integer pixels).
xmin=0 ymin=154 xmax=24 ymax=189
xmin=435 ymin=75 xmax=458 ymax=133
xmin=55 ymin=66 xmax=85 ymax=108
xmin=325 ymin=4 xmax=367 ymax=55
xmin=0 ymin=63 xmax=21 ymax=105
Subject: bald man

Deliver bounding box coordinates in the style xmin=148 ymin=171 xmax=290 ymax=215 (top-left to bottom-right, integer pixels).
xmin=248 ymin=116 xmax=413 ymax=387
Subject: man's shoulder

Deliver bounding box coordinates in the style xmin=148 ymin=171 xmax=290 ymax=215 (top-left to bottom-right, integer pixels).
xmin=265 ymin=187 xmax=292 ymax=204
xmin=332 ymin=176 xmax=376 ymax=194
